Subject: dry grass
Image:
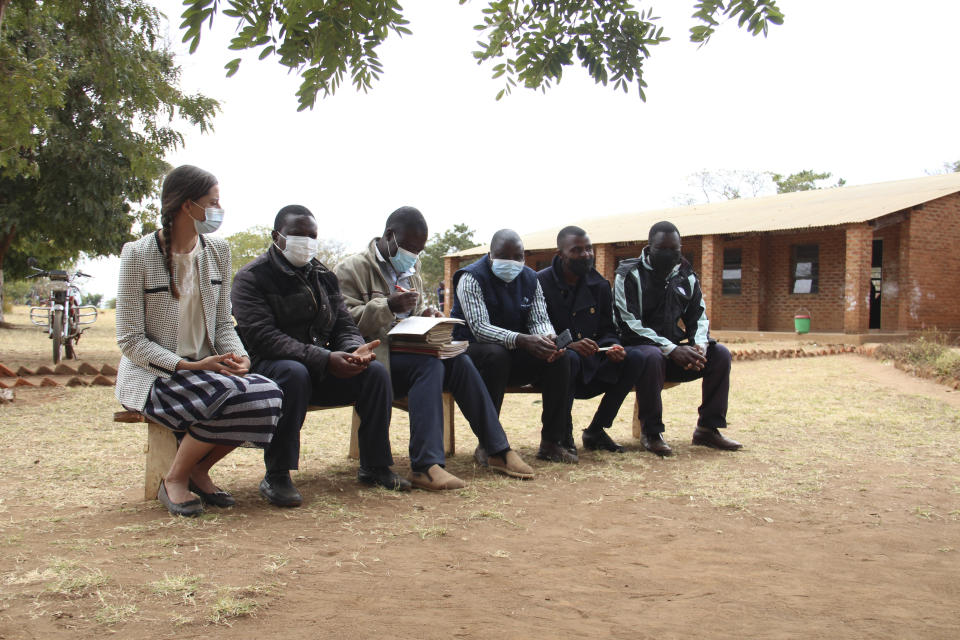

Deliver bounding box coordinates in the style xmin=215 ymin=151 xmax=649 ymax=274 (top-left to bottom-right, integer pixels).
xmin=875 ymin=330 xmax=960 ymax=381
xmin=2 ymin=311 xmax=960 ymax=636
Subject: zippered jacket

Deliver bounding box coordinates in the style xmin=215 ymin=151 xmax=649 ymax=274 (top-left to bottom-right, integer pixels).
xmin=613 ymin=247 xmax=710 ymax=355
xmin=231 ymin=245 xmax=364 ymax=379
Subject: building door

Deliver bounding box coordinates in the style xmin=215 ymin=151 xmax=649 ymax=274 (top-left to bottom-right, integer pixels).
xmin=869 ymin=239 xmax=882 ymax=329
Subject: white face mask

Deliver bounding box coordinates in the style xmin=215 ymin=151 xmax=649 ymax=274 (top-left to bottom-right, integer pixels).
xmin=191 ymin=201 xmax=224 ymax=234
xmin=276 ymin=233 xmax=318 ymax=267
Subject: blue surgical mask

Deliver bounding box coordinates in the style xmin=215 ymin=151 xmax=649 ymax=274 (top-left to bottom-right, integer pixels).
xmin=491 ymin=258 xmax=524 ymax=283
xmin=388 ymin=235 xmax=418 ymax=274
xmin=192 ymin=201 xmax=224 ymax=234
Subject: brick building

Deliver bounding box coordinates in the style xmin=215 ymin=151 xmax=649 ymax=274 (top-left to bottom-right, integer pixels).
xmin=444 ymin=173 xmax=960 ymax=334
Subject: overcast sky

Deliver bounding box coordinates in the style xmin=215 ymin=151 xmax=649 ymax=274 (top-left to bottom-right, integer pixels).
xmin=80 ymin=0 xmax=960 ymax=296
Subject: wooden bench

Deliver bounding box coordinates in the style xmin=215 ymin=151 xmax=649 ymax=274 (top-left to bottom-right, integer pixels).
xmin=116 ymin=393 xmax=455 ymax=501
xmin=505 ymin=381 xmax=680 ymax=440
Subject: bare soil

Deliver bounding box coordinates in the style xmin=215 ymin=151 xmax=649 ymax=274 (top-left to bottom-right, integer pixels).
xmin=1 ymin=311 xmax=959 ymax=638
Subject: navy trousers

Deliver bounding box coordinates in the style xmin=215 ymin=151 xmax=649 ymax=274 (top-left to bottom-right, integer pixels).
xmin=390 ymin=352 xmax=510 ymax=470
xmin=465 ymin=343 xmax=575 ymax=444
xmin=630 ymin=343 xmax=732 ymax=434
xmin=253 ymin=359 xmax=394 ymax=473
xmin=567 ymin=346 xmax=647 ymax=434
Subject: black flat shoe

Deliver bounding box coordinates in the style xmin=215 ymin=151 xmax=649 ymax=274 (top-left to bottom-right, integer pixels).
xmin=357 ymin=466 xmax=412 ymax=491
xmin=158 ymin=480 xmax=203 ymax=517
xmin=582 ymin=428 xmax=625 ymax=453
xmin=259 ymin=472 xmax=303 ymax=507
xmin=188 ymin=479 xmax=236 ymax=508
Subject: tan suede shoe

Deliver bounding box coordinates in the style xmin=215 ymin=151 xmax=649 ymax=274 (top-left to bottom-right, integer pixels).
xmin=410 ymin=464 xmax=467 ymax=491
xmin=486 ymin=450 xmax=535 ymax=479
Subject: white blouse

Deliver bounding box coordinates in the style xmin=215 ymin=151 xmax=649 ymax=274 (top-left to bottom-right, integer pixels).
xmin=172 ymin=241 xmax=213 ymax=361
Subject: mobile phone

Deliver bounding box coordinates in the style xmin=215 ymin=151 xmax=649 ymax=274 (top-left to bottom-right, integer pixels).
xmin=554 ymin=329 xmax=573 ymax=350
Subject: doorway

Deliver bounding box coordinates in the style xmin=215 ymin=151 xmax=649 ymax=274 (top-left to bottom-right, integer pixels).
xmin=869 ymin=239 xmax=882 ymax=329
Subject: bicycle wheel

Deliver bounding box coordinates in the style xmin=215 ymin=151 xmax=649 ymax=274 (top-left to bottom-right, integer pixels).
xmin=51 ymin=309 xmax=64 ymax=364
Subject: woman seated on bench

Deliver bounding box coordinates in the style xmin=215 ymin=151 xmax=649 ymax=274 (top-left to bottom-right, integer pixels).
xmin=115 ymin=165 xmax=283 ymax=517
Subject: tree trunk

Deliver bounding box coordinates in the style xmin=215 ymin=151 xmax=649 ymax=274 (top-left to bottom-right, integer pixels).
xmin=0 ymin=0 xmax=10 ymax=31
xmin=0 ymin=226 xmax=15 ymax=325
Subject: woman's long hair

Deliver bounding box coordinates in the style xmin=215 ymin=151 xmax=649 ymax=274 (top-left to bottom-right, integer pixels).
xmin=159 ymin=165 xmax=218 ymax=299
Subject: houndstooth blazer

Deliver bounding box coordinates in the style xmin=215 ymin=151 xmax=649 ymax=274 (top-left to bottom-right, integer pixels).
xmin=115 ymin=232 xmax=247 ymax=410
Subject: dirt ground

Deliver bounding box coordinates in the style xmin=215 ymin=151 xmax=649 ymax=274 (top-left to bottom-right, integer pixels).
xmin=1 ymin=309 xmax=959 ymax=638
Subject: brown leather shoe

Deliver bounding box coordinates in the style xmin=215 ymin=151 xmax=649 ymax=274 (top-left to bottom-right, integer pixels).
xmin=410 ymin=464 xmax=467 ymax=491
xmin=487 ymin=450 xmax=535 ymax=479
xmin=692 ymin=427 xmax=742 ymax=451
xmin=536 ymin=440 xmax=579 ymax=464
xmin=641 ymin=433 xmax=673 ymax=457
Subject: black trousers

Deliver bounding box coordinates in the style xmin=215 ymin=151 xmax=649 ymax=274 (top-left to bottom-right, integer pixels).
xmin=567 ymin=346 xmax=647 ymax=433
xmin=630 ymin=343 xmax=732 ymax=434
xmin=254 ymin=359 xmax=394 ymax=473
xmin=465 ymin=342 xmax=575 ymax=444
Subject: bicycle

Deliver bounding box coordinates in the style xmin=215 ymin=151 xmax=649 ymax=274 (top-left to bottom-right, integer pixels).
xmin=27 ymin=258 xmax=99 ymax=364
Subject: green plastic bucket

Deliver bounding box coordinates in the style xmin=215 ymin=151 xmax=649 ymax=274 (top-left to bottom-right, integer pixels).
xmin=794 ymin=311 xmax=811 ymax=334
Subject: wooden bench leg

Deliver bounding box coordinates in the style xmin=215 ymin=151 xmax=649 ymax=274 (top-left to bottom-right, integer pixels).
xmin=442 ymin=391 xmax=455 ymax=456
xmin=348 ymin=392 xmax=456 ymax=460
xmin=349 ymin=408 xmax=361 ymax=460
xmin=632 ymin=395 xmax=644 ymax=440
xmin=145 ymin=422 xmax=178 ymax=501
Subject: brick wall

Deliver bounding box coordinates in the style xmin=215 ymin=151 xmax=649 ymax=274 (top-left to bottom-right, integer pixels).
xmin=715 ymin=235 xmax=763 ymax=330
xmin=901 ymin=193 xmax=960 ymax=330
xmin=757 ymin=228 xmax=847 ymax=332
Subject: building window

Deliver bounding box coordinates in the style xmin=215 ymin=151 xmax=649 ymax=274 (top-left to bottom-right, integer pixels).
xmin=722 ymin=248 xmax=742 ymax=295
xmin=791 ymin=244 xmax=819 ymax=294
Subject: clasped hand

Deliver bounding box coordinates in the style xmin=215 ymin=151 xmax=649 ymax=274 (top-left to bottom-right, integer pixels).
xmin=328 ymin=340 xmax=380 ymax=378
xmin=669 ymin=344 xmax=706 ymax=371
xmin=182 ymin=352 xmax=250 ymax=376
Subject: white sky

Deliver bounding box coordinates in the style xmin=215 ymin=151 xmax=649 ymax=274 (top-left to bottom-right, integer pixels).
xmin=80 ymin=0 xmax=960 ymax=296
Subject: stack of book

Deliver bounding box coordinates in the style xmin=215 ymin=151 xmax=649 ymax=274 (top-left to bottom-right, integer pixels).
xmin=388 ymin=316 xmax=469 ymax=359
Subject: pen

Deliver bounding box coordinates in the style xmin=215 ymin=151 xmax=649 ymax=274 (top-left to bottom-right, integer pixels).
xmin=394 ymin=284 xmax=415 ymax=293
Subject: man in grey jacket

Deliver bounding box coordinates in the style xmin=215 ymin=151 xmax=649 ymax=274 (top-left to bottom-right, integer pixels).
xmin=335 ymin=206 xmax=535 ymax=489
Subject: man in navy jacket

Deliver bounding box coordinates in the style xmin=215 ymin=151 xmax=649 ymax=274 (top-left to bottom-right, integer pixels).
xmin=538 ymin=226 xmax=647 ymax=454
xmin=450 ymin=229 xmax=578 ymax=463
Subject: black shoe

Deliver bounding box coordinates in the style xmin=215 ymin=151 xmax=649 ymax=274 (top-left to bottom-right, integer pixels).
xmin=562 ymin=432 xmax=578 ymax=456
xmin=259 ymin=472 xmax=303 ymax=507
xmin=641 ymin=433 xmax=673 ymax=457
xmin=692 ymin=427 xmax=742 ymax=451
xmin=188 ymin=479 xmax=236 ymax=508
xmin=536 ymin=440 xmax=579 ymax=464
xmin=158 ymin=480 xmax=203 ymax=517
xmin=357 ymin=466 xmax=412 ymax=491
xmin=581 ymin=428 xmax=625 ymax=453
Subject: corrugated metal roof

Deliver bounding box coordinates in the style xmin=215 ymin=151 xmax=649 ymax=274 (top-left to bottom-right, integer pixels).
xmin=450 ymin=172 xmax=960 ymax=257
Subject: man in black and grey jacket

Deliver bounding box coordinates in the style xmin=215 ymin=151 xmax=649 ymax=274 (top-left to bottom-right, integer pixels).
xmin=232 ymin=205 xmax=411 ymax=506
xmin=613 ymin=221 xmax=741 ymax=457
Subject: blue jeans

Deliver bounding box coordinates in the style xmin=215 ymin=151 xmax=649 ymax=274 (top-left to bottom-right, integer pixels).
xmin=390 ymin=352 xmax=510 ymax=470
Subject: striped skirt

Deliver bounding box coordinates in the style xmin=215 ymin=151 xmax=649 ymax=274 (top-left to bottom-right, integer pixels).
xmin=143 ymin=370 xmax=283 ymax=448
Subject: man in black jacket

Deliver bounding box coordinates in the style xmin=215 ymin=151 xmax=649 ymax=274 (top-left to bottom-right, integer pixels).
xmin=613 ymin=221 xmax=741 ymax=456
xmin=231 ymin=205 xmax=411 ymax=507
xmin=538 ymin=226 xmax=646 ymax=454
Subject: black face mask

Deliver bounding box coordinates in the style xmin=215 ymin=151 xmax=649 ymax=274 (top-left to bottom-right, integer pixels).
xmin=649 ymin=248 xmax=681 ymax=276
xmin=564 ymin=257 xmax=593 ymax=278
